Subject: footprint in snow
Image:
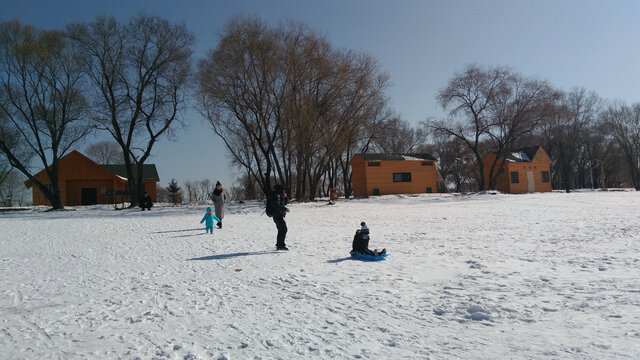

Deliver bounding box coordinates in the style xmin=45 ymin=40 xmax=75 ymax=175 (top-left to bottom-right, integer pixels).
xmin=466 ymin=305 xmax=491 ymax=321
xmin=468 ymin=312 xmax=491 ymax=321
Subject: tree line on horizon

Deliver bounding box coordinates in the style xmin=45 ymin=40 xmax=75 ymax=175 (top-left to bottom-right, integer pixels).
xmin=1 ymin=15 xmax=639 ymax=208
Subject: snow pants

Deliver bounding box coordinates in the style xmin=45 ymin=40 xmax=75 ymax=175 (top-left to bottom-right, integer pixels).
xmin=273 ymin=215 xmax=287 ymax=247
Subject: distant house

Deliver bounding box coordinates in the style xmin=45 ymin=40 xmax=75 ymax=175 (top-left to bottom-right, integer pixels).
xmin=24 ymin=150 xmax=160 ymax=206
xmin=482 ymin=146 xmax=552 ymax=194
xmin=350 ymin=153 xmax=441 ymax=197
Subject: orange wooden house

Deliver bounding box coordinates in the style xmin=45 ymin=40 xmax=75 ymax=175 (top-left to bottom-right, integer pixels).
xmin=482 ymin=146 xmax=552 ymax=194
xmin=24 ymin=150 xmax=159 ymax=206
xmin=350 ymin=153 xmax=441 ymax=197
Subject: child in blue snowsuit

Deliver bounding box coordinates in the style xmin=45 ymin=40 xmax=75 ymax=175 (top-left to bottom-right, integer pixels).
xmin=201 ymin=206 xmax=222 ymax=234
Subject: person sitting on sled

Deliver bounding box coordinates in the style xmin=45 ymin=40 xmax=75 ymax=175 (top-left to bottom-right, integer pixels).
xmin=352 ymin=222 xmax=386 ymax=256
xmin=200 ymin=206 xmax=222 ymax=234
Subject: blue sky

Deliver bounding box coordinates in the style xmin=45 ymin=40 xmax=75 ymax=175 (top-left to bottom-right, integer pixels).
xmin=2 ymin=0 xmax=639 ymax=189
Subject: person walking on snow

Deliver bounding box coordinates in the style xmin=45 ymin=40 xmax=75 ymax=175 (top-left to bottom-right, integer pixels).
xmin=200 ymin=206 xmax=221 ymax=234
xmin=267 ymin=184 xmax=290 ymax=250
xmin=211 ymin=181 xmax=227 ymax=229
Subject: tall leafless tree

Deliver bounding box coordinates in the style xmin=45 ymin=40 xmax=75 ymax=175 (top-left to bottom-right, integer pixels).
xmin=197 ymin=17 xmax=389 ymax=200
xmin=428 ymin=64 xmax=559 ymax=191
xmin=373 ymin=116 xmax=428 ymax=154
xmin=426 ymin=134 xmax=475 ymax=192
xmin=0 ymin=20 xmax=91 ymax=209
xmin=600 ymin=102 xmax=640 ymax=189
xmin=197 ymin=179 xmax=213 ymax=201
xmin=68 ymin=15 xmax=194 ymax=207
xmin=85 ymin=140 xmax=123 ymax=165
xmin=197 ymin=17 xmax=283 ymax=196
xmin=483 ymin=73 xmax=559 ymax=189
xmin=541 ymin=88 xmax=600 ymax=192
xmin=428 ymin=65 xmax=508 ymax=190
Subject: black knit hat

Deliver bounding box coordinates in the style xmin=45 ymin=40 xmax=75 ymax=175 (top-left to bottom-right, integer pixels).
xmin=216 ymin=181 xmax=221 ymax=187
xmin=360 ymin=222 xmax=369 ymax=234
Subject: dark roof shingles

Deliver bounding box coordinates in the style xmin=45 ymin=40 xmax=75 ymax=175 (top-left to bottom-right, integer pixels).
xmin=102 ymin=164 xmax=160 ymax=181
xmin=357 ymin=153 xmax=436 ymax=161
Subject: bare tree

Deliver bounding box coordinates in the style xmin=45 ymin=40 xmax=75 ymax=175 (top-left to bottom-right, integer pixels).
xmin=68 ymin=15 xmax=194 ymax=207
xmin=183 ymin=180 xmax=195 ymax=203
xmin=85 ymin=141 xmax=123 ymax=164
xmin=0 ymin=170 xmax=30 ymax=206
xmin=196 ymin=179 xmax=213 ymax=202
xmin=373 ymin=116 xmax=428 ymax=154
xmin=428 ymin=64 xmax=559 ymax=191
xmin=483 ymin=73 xmax=559 ymax=189
xmin=0 ymin=151 xmax=11 ymax=191
xmin=426 ymin=135 xmax=475 ymax=192
xmin=197 ymin=17 xmax=283 ymax=197
xmin=540 ymin=88 xmax=600 ymax=192
xmin=197 ymin=17 xmax=389 ymax=200
xmin=600 ymin=102 xmax=640 ymax=189
xmin=279 ymin=25 xmax=390 ymax=200
xmin=428 ymin=65 xmax=508 ymax=190
xmin=0 ymin=20 xmax=91 ymax=209
xmin=336 ymin=108 xmax=389 ymax=198
xmin=231 ymin=173 xmax=262 ymax=200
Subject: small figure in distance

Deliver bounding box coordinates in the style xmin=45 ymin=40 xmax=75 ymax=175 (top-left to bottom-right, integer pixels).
xmin=200 ymin=206 xmax=221 ymax=234
xmin=140 ymin=192 xmax=153 ymax=211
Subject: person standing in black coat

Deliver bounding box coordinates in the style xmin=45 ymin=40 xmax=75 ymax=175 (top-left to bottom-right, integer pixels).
xmin=268 ymin=184 xmax=290 ymax=250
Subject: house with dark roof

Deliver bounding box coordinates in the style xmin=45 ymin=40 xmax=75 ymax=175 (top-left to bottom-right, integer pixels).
xmin=24 ymin=150 xmax=160 ymax=206
xmin=349 ymin=153 xmax=441 ymax=197
xmin=482 ymin=146 xmax=552 ymax=194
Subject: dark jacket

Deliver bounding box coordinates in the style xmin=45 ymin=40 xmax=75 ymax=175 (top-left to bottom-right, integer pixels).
xmin=352 ymin=230 xmax=370 ymax=253
xmin=140 ymin=195 xmax=153 ymax=207
xmin=268 ymin=190 xmax=288 ymax=218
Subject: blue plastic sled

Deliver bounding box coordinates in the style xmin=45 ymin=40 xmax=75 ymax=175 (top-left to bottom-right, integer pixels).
xmin=349 ymin=250 xmax=388 ymax=261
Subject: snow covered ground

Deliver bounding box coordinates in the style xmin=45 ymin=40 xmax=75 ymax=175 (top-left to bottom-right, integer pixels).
xmin=1 ymin=192 xmax=639 ymax=359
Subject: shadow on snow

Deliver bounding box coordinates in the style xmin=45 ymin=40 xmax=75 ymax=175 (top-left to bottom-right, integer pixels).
xmin=187 ymin=250 xmax=281 ymax=261
xmin=172 ymin=232 xmax=208 ymax=238
xmin=153 ymin=228 xmax=204 ymax=234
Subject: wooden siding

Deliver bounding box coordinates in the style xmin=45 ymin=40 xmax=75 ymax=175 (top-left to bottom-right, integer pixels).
xmin=483 ymin=146 xmax=552 ymax=194
xmin=350 ymin=155 xmax=439 ymax=196
xmin=350 ymin=158 xmax=368 ymax=197
xmin=27 ymin=150 xmax=158 ymax=206
xmin=66 ymin=180 xmax=114 ymax=205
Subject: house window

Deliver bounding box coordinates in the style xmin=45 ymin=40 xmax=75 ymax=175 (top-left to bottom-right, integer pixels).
xmin=426 ymin=187 xmax=432 ymax=193
xmin=510 ymin=171 xmax=519 ymax=184
xmin=542 ymin=171 xmax=550 ymax=183
xmin=421 ymin=161 xmax=433 ymax=166
xmin=393 ymin=173 xmax=412 ymax=182
xmin=368 ymin=162 xmax=381 ymax=167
